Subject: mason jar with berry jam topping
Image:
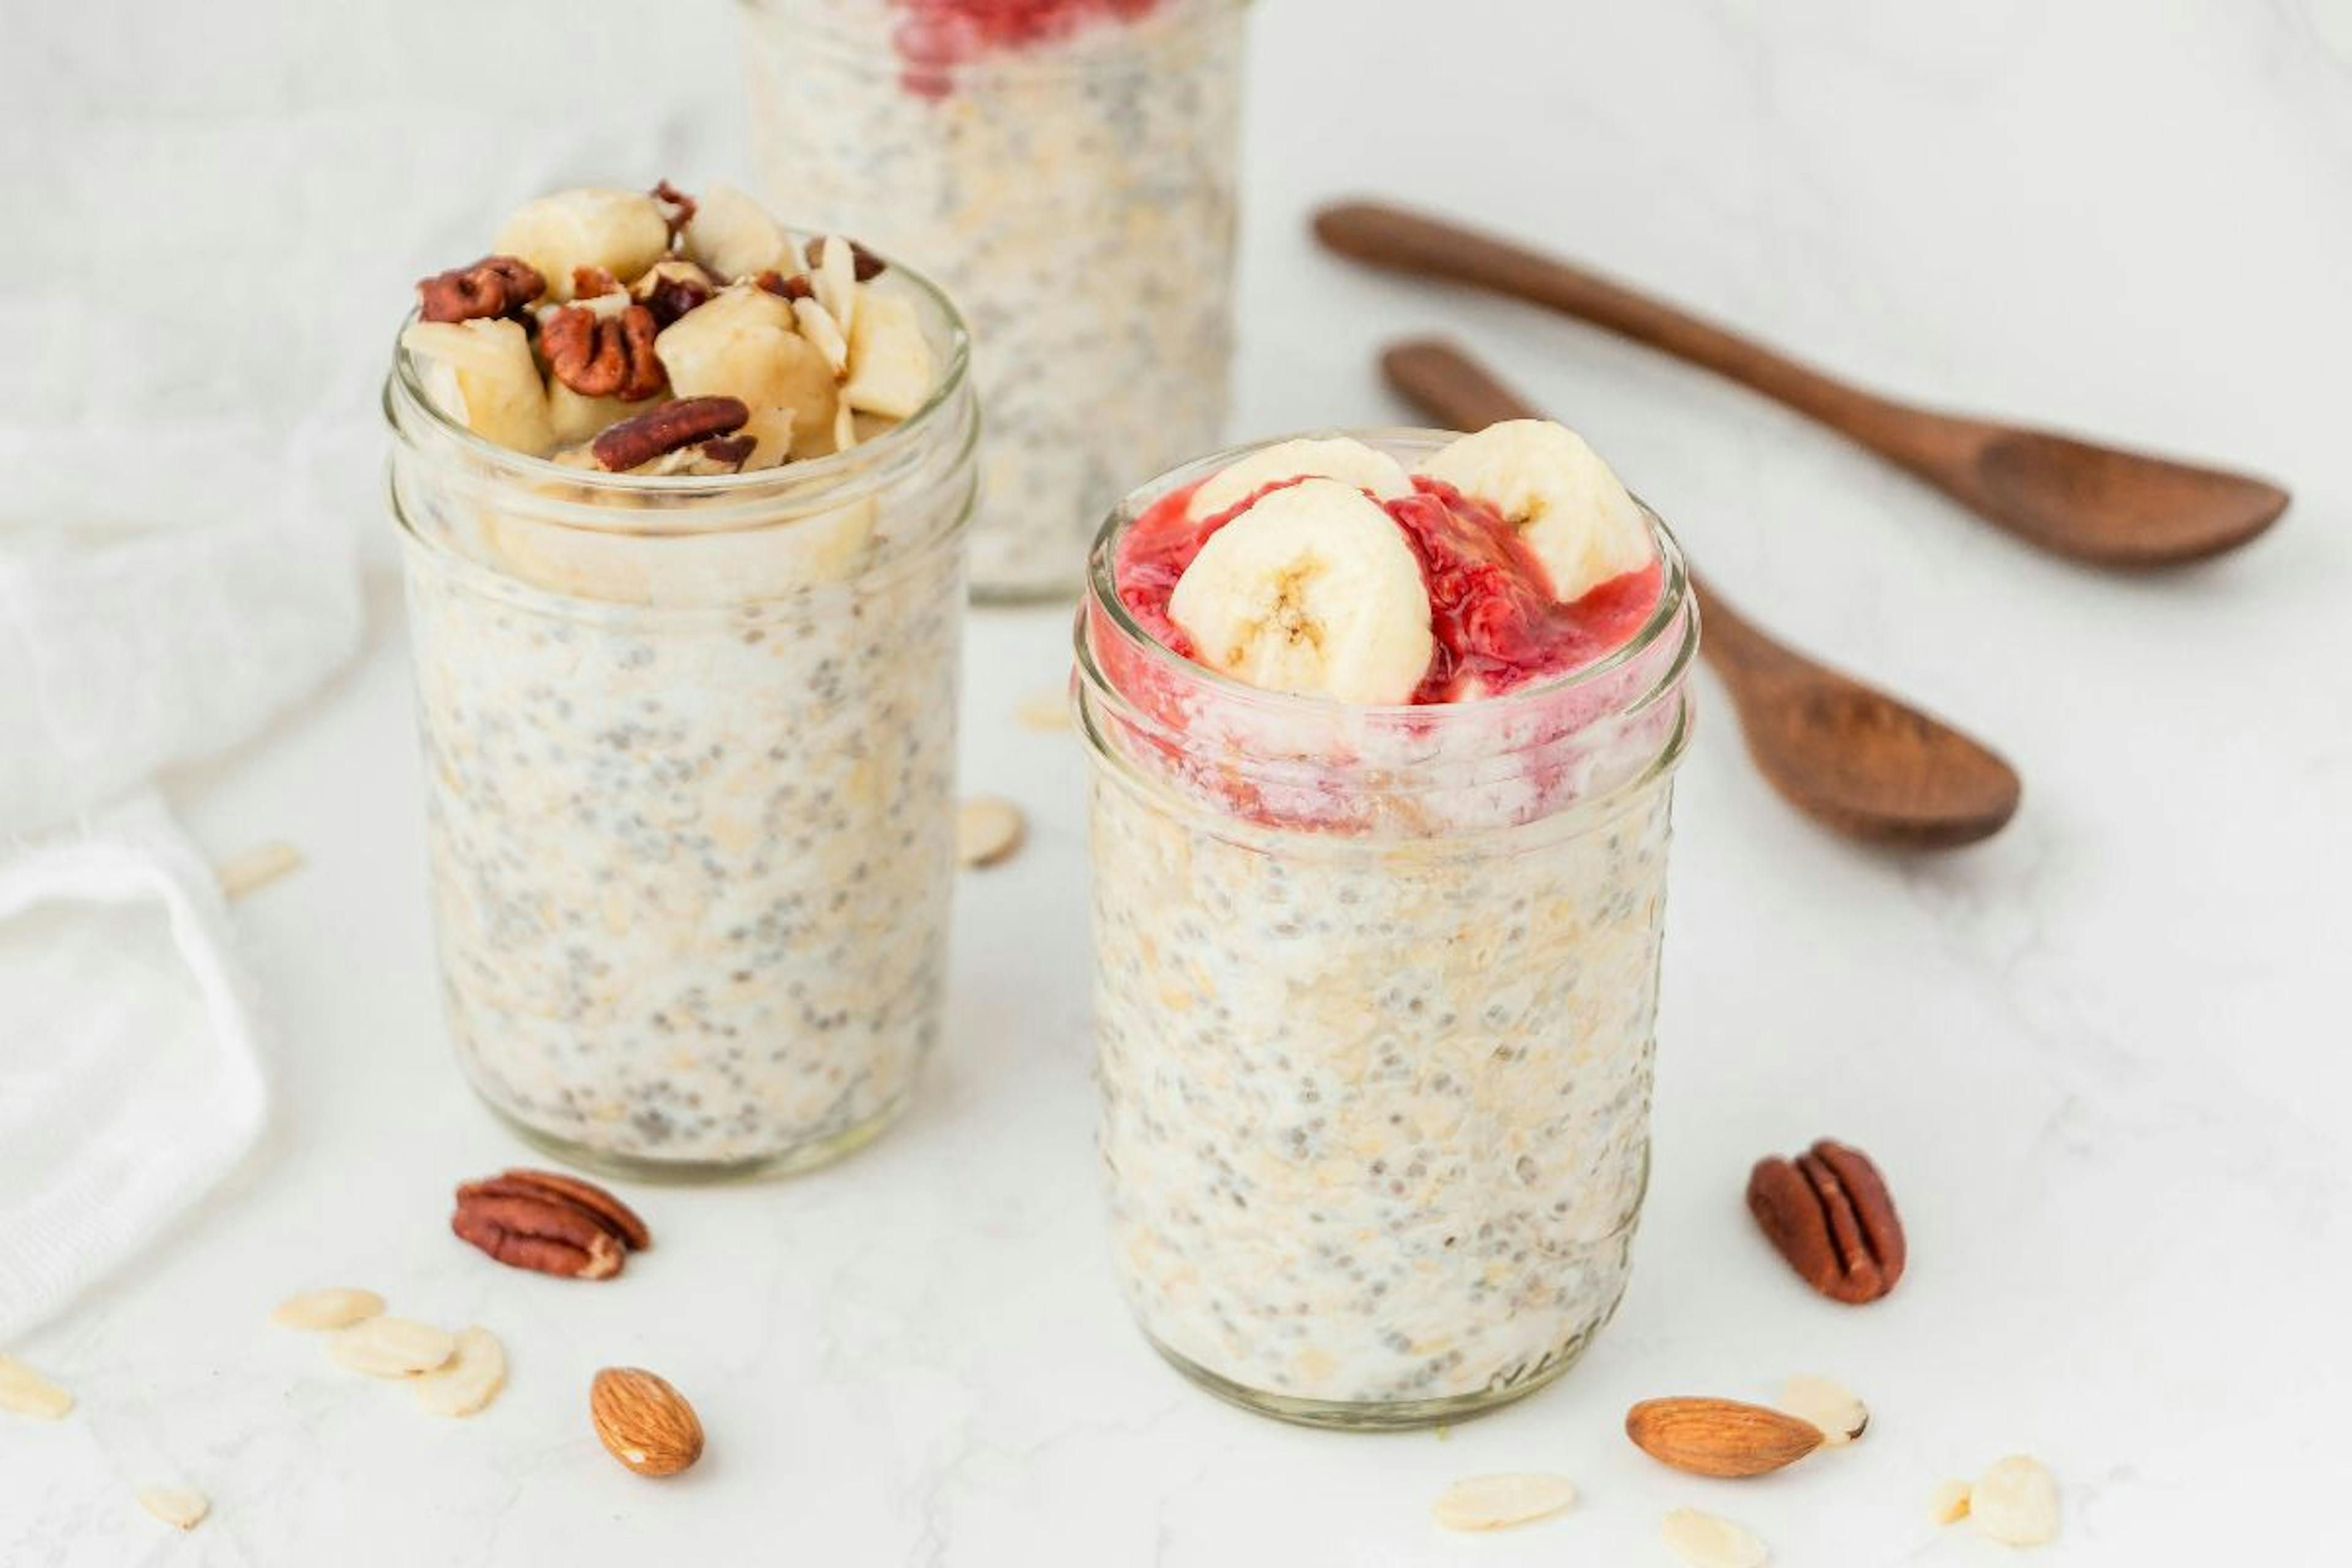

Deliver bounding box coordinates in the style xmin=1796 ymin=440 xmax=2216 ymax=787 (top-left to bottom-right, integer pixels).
xmin=1072 ymin=429 xmax=1699 ymax=1428
xmin=385 ymin=246 xmax=978 ymax=1183
xmin=741 ymin=0 xmax=1246 ymax=600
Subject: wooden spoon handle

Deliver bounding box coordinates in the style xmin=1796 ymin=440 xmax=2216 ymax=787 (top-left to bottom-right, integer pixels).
xmin=1321 ymin=201 xmax=1969 ymax=472
xmin=1378 ymin=339 xmax=1789 ymax=675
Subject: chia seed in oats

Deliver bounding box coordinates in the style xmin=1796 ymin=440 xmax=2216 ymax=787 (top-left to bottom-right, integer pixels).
xmin=1075 ymin=431 xmax=1697 ymax=1425
xmin=742 ymin=0 xmax=1245 ymax=600
xmin=387 ymin=180 xmax=978 ymax=1178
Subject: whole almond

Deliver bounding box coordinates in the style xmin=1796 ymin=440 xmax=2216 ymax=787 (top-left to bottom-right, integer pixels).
xmin=1626 ymin=1396 xmax=1823 ymax=1478
xmin=590 ymin=1367 xmax=703 ymax=1477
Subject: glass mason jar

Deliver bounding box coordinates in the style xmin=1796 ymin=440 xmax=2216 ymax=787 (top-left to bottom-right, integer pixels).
xmin=383 ymin=258 xmax=976 ymax=1183
xmin=741 ymin=0 xmax=1246 ymax=601
xmin=1072 ymin=432 xmax=1699 ymax=1428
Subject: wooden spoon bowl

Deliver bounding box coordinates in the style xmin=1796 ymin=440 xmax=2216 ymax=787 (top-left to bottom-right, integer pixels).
xmin=1380 ymin=338 xmax=2022 ymax=850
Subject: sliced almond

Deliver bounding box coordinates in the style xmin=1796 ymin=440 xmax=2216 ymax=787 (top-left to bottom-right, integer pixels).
xmin=1776 ymin=1373 xmax=1867 ymax=1445
xmin=412 ymin=1326 xmax=507 ymax=1417
xmin=1430 ymin=1472 xmax=1577 ymax=1532
xmin=327 ymin=1316 xmax=457 ymax=1378
xmin=813 ymin=235 xmax=858 ymax=337
xmin=1661 ymin=1507 xmax=1768 ymax=1568
xmin=1970 ymin=1454 xmax=2060 ymax=1546
xmin=270 ymin=1287 xmax=385 ymax=1332
xmin=1016 ymin=688 xmax=1072 ymax=731
xmin=957 ymin=797 xmax=1026 ymax=869
xmin=1929 ymin=1477 xmax=1973 ymax=1525
xmin=214 ymin=841 xmax=304 ymax=900
xmin=0 ymin=1354 xmax=73 ymax=1419
xmin=137 ymin=1486 xmax=209 ymax=1531
xmin=792 ymin=296 xmax=850 ymax=377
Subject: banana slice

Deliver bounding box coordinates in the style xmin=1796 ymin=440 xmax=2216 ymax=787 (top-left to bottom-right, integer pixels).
xmin=1415 ymin=420 xmax=1651 ymax=601
xmin=545 ymin=380 xmax=658 ymax=447
xmin=492 ymin=189 xmax=673 ymax=303
xmin=400 ymin=318 xmax=555 ymax=454
xmin=655 ymin=285 xmax=837 ymax=466
xmin=1167 ymin=478 xmax=1433 ymax=704
xmin=840 ymin=289 xmax=936 ymax=420
xmin=1186 ymin=437 xmax=1414 ymax=521
xmin=681 ymin=183 xmax=793 ymax=283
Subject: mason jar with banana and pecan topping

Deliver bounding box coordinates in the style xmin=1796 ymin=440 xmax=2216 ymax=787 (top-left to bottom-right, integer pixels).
xmin=387 ymin=180 xmax=977 ymax=1180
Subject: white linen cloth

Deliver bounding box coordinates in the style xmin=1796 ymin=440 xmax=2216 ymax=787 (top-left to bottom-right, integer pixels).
xmin=0 ymin=424 xmax=363 ymax=1341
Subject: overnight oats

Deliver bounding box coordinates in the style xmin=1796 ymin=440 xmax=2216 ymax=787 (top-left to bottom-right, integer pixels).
xmin=385 ymin=179 xmax=977 ymax=1180
xmin=1074 ymin=425 xmax=1698 ymax=1426
xmin=742 ymin=0 xmax=1245 ymax=599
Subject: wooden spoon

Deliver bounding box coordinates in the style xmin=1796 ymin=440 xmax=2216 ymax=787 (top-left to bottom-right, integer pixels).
xmin=1382 ymin=338 xmax=2022 ymax=850
xmin=1322 ymin=201 xmax=2287 ymax=567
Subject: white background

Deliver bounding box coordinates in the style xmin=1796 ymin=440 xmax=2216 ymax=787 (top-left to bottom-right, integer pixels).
xmin=7 ymin=0 xmax=2351 ymax=1561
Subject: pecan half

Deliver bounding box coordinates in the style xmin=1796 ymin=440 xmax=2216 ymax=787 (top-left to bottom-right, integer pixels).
xmin=488 ymin=1168 xmax=652 ymax=1251
xmin=755 ymin=269 xmax=815 ymax=302
xmin=450 ymin=1167 xmax=652 ymax=1278
xmin=541 ymin=303 xmax=667 ymax=401
xmin=571 ymin=265 xmax=622 ymax=299
xmin=1747 ymin=1139 xmax=1906 ymax=1303
xmin=804 ymin=235 xmax=886 ymax=281
xmin=591 ymin=396 xmax=750 ymax=472
xmin=650 ymin=178 xmax=698 ymax=239
xmin=451 ymin=1186 xmax=624 ymax=1279
xmin=416 ymin=254 xmax=545 ymax=323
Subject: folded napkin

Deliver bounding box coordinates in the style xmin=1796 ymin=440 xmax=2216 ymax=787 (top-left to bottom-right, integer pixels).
xmin=0 ymin=423 xmax=362 ymax=1341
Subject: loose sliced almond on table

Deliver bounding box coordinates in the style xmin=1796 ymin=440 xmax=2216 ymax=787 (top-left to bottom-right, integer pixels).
xmin=271 ymin=1287 xmax=385 ymax=1332
xmin=1661 ymin=1507 xmax=1768 ymax=1568
xmin=215 ymin=841 xmax=304 ymax=900
xmin=1430 ymin=1472 xmax=1577 ymax=1531
xmin=137 ymin=1486 xmax=209 ymax=1531
xmin=1776 ymin=1373 xmax=1867 ymax=1445
xmin=0 ymin=1354 xmax=73 ymax=1419
xmin=413 ymin=1327 xmax=507 ymax=1418
xmin=1626 ymin=1396 xmax=1823 ymax=1477
xmin=328 ymin=1317 xmax=457 ymax=1378
xmin=957 ymin=797 xmax=1025 ymax=869
xmin=1016 ymin=688 xmax=1071 ymax=731
xmin=1929 ymin=1477 xmax=1974 ymax=1525
xmin=1970 ymin=1454 xmax=2060 ymax=1546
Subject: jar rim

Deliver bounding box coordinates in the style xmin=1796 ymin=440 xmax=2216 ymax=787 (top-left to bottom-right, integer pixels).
xmin=382 ymin=232 xmax=973 ymax=537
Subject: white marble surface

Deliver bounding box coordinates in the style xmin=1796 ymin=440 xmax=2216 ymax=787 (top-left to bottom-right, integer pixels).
xmin=8 ymin=0 xmax=2352 ymax=1561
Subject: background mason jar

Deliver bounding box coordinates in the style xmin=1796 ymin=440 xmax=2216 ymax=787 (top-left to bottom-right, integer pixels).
xmin=383 ymin=261 xmax=977 ymax=1183
xmin=1072 ymin=431 xmax=1700 ymax=1428
xmin=742 ymin=0 xmax=1246 ymax=601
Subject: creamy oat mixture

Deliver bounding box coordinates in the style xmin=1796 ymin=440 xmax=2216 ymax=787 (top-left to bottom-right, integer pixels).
xmin=744 ymin=0 xmax=1244 ymax=597
xmin=391 ymin=180 xmax=973 ymax=1172
xmin=1080 ymin=429 xmax=1694 ymax=1415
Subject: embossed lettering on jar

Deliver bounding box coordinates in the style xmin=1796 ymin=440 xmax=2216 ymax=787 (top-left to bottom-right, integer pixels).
xmin=1073 ymin=431 xmax=1700 ymax=1428
xmin=386 ymin=249 xmax=978 ymax=1182
xmin=741 ymin=0 xmax=1246 ymax=600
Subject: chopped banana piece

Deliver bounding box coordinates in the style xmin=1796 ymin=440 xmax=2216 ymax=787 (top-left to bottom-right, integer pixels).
xmin=494 ymin=188 xmax=672 ymax=302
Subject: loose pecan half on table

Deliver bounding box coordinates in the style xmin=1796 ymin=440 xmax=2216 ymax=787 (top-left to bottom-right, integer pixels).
xmin=1746 ymin=1137 xmax=1905 ymax=1304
